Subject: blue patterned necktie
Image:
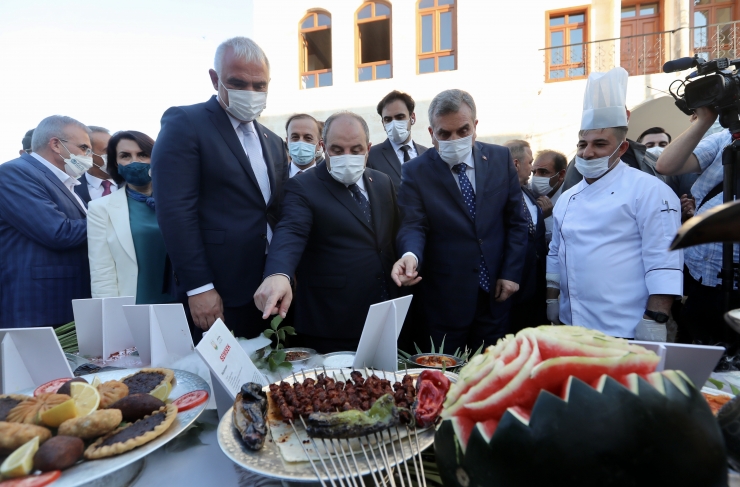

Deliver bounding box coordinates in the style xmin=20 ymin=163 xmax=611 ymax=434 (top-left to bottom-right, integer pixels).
xmin=348 ymin=183 xmax=372 ymax=225
xmin=453 ymin=163 xmax=491 ymax=293
xmin=523 ymin=194 xmax=535 ymax=236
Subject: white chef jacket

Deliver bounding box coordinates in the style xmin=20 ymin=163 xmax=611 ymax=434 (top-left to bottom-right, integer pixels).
xmin=546 ymin=162 xmax=683 ymax=338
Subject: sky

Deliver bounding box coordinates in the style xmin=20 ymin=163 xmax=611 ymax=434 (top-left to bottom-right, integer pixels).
xmin=0 ymin=0 xmax=254 ymax=159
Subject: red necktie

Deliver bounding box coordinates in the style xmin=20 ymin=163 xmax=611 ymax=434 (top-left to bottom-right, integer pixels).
xmin=101 ymin=180 xmax=112 ymax=197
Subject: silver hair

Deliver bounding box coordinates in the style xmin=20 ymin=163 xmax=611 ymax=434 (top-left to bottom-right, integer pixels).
xmin=428 ymin=89 xmax=477 ymax=128
xmin=31 ymin=115 xmax=91 ymax=153
xmin=503 ymin=139 xmax=531 ymax=162
xmin=323 ymin=111 xmax=370 ymax=145
xmin=214 ymin=37 xmax=270 ymax=77
xmin=87 ymin=126 xmax=110 ymax=135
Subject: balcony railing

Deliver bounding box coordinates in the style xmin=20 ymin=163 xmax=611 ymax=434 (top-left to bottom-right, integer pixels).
xmin=540 ymin=22 xmax=740 ymax=82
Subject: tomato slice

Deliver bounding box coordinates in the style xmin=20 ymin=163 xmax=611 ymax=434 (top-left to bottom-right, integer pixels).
xmin=0 ymin=471 xmax=62 ymax=487
xmin=172 ymin=390 xmax=209 ymax=412
xmin=33 ymin=378 xmax=73 ymax=397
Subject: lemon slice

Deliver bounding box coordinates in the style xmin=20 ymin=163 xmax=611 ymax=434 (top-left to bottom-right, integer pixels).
xmin=70 ymin=382 xmax=100 ymax=416
xmin=0 ymin=436 xmax=39 ymax=478
xmin=150 ymin=381 xmax=172 ymax=402
xmin=91 ymin=375 xmax=101 ymax=388
xmin=40 ymin=398 xmax=77 ymax=427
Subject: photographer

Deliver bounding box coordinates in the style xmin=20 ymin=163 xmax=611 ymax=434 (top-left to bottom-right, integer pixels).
xmin=656 ymin=106 xmax=740 ymax=356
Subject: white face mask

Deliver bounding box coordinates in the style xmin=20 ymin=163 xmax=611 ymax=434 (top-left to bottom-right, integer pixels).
xmin=288 ymin=141 xmax=318 ymax=167
xmin=93 ymin=153 xmax=108 ymax=174
xmin=530 ymin=175 xmax=556 ymax=198
xmin=59 ymin=141 xmax=94 ymax=179
xmin=646 ymin=146 xmax=664 ymax=157
xmin=575 ymin=142 xmax=623 ymax=179
xmin=384 ymin=120 xmax=410 ymax=145
xmin=328 ymin=154 xmax=366 ymax=185
xmin=220 ymin=80 xmax=267 ymax=122
xmin=435 ymin=134 xmax=474 ymax=166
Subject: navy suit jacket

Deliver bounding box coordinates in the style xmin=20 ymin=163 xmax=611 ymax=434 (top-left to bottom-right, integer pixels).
xmin=0 ymin=154 xmax=90 ymax=327
xmin=515 ymin=187 xmax=547 ymax=304
xmin=367 ymin=138 xmax=427 ymax=193
xmin=151 ymin=96 xmax=289 ymax=307
xmin=263 ymin=163 xmax=399 ymax=343
xmin=74 ymin=173 xmax=122 ymax=205
xmin=396 ymin=142 xmax=528 ymax=328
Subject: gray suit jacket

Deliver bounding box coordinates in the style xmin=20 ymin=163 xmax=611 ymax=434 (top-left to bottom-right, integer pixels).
xmin=367 ymin=138 xmax=427 ymax=193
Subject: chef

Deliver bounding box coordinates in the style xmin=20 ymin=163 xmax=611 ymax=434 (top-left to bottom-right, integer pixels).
xmin=545 ymin=67 xmax=683 ymax=340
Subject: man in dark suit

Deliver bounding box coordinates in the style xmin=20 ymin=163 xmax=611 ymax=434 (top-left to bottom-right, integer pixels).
xmin=0 ymin=116 xmax=92 ymax=328
xmin=504 ymin=140 xmax=547 ymax=333
xmin=75 ymin=126 xmax=120 ymax=204
xmin=392 ymin=89 xmax=528 ymax=352
xmin=19 ymin=129 xmax=33 ymax=156
xmin=367 ymin=90 xmax=427 ymax=192
xmin=254 ymin=112 xmax=399 ymax=353
xmin=152 ymin=37 xmax=289 ymax=339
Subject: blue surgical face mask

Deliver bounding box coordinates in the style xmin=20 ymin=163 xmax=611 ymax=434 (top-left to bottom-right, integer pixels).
xmin=289 ymin=141 xmax=318 ymax=167
xmin=118 ymin=162 xmax=152 ymax=186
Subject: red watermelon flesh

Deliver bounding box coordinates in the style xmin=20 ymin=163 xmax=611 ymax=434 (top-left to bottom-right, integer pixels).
xmin=441 ymin=326 xmax=660 ymax=447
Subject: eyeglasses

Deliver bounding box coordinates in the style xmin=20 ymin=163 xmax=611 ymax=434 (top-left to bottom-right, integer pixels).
xmin=58 ymin=138 xmax=92 ymax=157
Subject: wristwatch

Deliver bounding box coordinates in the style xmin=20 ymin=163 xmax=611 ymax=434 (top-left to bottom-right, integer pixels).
xmin=644 ymin=310 xmax=670 ymax=324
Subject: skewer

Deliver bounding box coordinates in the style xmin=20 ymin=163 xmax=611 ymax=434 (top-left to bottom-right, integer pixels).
xmin=394 ymin=426 xmax=413 ymax=487
xmin=301 ymin=368 xmax=308 ymax=382
xmin=333 ymin=438 xmax=363 ymax=487
xmin=374 ymin=432 xmax=397 ymax=487
xmin=322 ymin=365 xmax=329 ymax=378
xmin=323 ymin=438 xmax=355 ymax=487
xmin=299 ymin=415 xmax=343 ymax=487
xmin=288 ymin=419 xmax=329 ymax=487
xmin=359 ymin=434 xmax=387 ymax=487
xmin=342 ymin=438 xmax=367 ymax=487
xmin=404 ymin=426 xmax=423 ymax=486
xmin=383 ymin=429 xmax=406 ymax=487
xmin=412 ymin=427 xmax=427 ymax=487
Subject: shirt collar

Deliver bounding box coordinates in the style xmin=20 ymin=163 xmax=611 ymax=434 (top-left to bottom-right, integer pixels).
xmin=388 ymin=137 xmax=414 ymax=154
xmin=290 ymin=162 xmax=315 ymax=177
xmin=85 ymin=172 xmax=114 ymax=189
xmin=218 ymin=95 xmax=256 ymax=135
xmin=30 ymin=152 xmax=80 ymax=187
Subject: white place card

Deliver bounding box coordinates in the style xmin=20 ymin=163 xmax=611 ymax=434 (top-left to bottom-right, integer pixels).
xmin=0 ymin=328 xmax=74 ymax=394
xmin=72 ymin=297 xmax=136 ymax=360
xmin=631 ymin=340 xmax=724 ymax=388
xmin=123 ymin=303 xmax=194 ymax=367
xmin=196 ymin=319 xmax=268 ymax=417
xmin=353 ymin=296 xmax=412 ymax=372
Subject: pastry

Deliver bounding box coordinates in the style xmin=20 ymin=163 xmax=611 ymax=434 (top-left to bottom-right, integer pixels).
xmin=56 ymin=377 xmax=88 ymax=396
xmin=120 ymin=368 xmax=174 ymax=395
xmin=0 ymin=421 xmax=52 ymax=452
xmin=58 ymin=409 xmax=122 ymax=440
xmin=33 ymin=436 xmax=84 ymax=472
xmin=0 ymin=395 xmax=31 ymax=421
xmin=109 ymin=394 xmax=165 ymax=422
xmin=98 ymin=380 xmax=129 ymax=409
xmin=84 ymin=404 xmax=177 ymax=459
xmin=6 ymin=394 xmax=71 ymax=424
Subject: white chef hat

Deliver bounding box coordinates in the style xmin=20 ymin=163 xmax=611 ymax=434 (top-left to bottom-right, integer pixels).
xmin=580 ymin=67 xmax=629 ymax=130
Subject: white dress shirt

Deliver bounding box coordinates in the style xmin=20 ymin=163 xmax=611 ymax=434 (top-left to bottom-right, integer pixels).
xmin=86 ymin=173 xmax=119 ymax=200
xmin=523 ymin=190 xmax=539 ymax=225
xmin=289 ymin=162 xmax=316 ymax=178
xmin=345 ymin=173 xmax=370 ymax=202
xmin=189 ymin=103 xmax=272 ymax=297
xmin=546 ymin=162 xmax=683 ymax=338
xmin=31 ymin=152 xmax=87 ymax=213
xmin=447 ymin=150 xmax=476 ymax=192
xmin=389 ymin=138 xmax=419 ymax=164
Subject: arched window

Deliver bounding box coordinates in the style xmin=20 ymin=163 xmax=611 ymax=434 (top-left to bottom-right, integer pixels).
xmin=356 ymin=1 xmax=392 ymax=82
xmin=300 ymin=11 xmax=332 ymax=89
xmin=417 ymin=0 xmax=457 ymax=74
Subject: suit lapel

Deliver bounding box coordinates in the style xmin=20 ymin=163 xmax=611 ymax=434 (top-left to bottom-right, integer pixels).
xmin=23 ymin=154 xmax=86 ymax=216
xmin=473 ymin=144 xmax=491 ymax=234
xmin=413 ymin=141 xmax=427 ymax=156
xmin=381 ymin=139 xmax=402 ymax=179
xmin=76 ymin=173 xmax=91 ymax=203
xmin=108 ymin=188 xmax=137 ymax=262
xmin=364 ymin=171 xmax=382 ymax=236
xmin=317 ymin=163 xmax=373 ymax=232
xmin=253 ymin=120 xmax=279 ymax=206
xmin=429 ymin=150 xmax=472 ymax=222
xmin=205 ymin=96 xmax=262 ymax=199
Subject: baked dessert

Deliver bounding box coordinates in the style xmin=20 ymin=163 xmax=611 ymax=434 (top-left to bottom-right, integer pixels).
xmin=6 ymin=394 xmax=71 ymax=424
xmin=0 ymin=421 xmax=52 ymax=452
xmin=84 ymin=404 xmax=177 ymax=459
xmin=58 ymin=409 xmax=123 ymax=440
xmin=109 ymin=394 xmax=165 ymax=422
xmin=120 ymin=368 xmax=174 ymax=395
xmin=98 ymin=380 xmax=129 ymax=409
xmin=0 ymin=395 xmax=31 ymax=421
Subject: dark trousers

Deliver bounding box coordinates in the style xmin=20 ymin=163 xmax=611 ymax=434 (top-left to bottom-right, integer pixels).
xmin=426 ymin=288 xmax=511 ymax=354
xmin=187 ymin=301 xmax=267 ymax=345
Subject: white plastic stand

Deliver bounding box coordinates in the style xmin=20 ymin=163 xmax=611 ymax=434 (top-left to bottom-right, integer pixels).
xmin=0 ymin=328 xmax=74 ymax=394
xmin=123 ymin=303 xmax=194 ymax=367
xmin=353 ymin=296 xmax=412 ymax=371
xmin=72 ymin=297 xmax=136 ymax=361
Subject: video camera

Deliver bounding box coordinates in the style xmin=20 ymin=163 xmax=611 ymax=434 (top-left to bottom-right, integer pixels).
xmin=663 ymin=55 xmax=740 ymax=133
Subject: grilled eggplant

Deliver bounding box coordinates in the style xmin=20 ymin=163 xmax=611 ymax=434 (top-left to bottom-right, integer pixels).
xmin=233 ymin=382 xmax=267 ymax=450
xmin=305 ymin=393 xmax=400 ymax=439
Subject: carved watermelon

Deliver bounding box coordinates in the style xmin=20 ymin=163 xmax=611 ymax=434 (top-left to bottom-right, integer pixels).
xmin=435 ymin=326 xmax=728 ymax=487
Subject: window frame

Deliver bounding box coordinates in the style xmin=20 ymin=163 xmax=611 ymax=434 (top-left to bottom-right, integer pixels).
xmin=299 ymin=10 xmax=333 ymax=90
xmin=416 ymin=0 xmax=457 ymax=75
xmin=355 ymin=1 xmax=393 ymax=82
xmin=689 ymin=0 xmax=739 ymax=60
xmin=544 ymin=6 xmax=590 ymax=83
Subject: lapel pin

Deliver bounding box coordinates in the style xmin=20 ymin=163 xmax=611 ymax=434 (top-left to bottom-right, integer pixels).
xmin=482 ymin=155 xmax=488 ymax=160
xmin=369 ymin=177 xmax=373 ymax=182
xmin=264 ymin=133 xmax=268 ymax=138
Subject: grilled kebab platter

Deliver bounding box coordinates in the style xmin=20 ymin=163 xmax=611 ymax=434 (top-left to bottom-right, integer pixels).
xmin=0 ymin=368 xmax=210 ymax=487
xmin=217 ymin=367 xmax=457 ymax=482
